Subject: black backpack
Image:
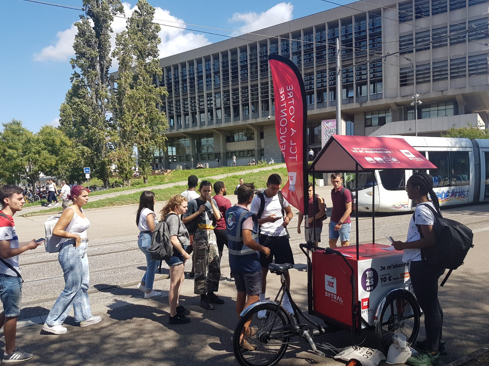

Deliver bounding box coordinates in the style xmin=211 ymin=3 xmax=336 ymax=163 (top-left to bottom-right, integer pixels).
xmin=414 ymin=203 xmax=474 ymax=285
xmin=257 ymin=191 xmax=289 ymax=237
xmin=149 ymin=213 xmax=178 ymax=261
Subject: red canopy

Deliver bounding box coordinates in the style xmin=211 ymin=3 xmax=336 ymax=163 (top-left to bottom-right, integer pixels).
xmin=310 ymin=135 xmax=437 ymax=172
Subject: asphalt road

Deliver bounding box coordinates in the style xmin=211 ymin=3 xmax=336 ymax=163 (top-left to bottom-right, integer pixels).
xmin=3 ymin=186 xmax=489 ymax=365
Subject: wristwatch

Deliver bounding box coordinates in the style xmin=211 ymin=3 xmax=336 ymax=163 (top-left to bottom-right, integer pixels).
xmin=338 ymin=221 xmax=343 ymax=225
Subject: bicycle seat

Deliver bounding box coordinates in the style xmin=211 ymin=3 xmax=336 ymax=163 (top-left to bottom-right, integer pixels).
xmin=269 ymin=263 xmax=294 ymax=274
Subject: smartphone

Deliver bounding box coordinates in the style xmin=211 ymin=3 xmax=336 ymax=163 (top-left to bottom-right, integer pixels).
xmin=35 ymin=238 xmax=45 ymax=243
xmin=384 ymin=235 xmax=394 ymax=244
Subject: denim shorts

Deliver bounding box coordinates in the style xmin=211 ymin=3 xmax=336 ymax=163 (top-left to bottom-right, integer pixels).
xmin=329 ymin=221 xmax=351 ymax=242
xmin=234 ymin=271 xmax=262 ymax=296
xmin=0 ymin=274 xmax=22 ymax=317
xmin=165 ymin=245 xmax=188 ymax=267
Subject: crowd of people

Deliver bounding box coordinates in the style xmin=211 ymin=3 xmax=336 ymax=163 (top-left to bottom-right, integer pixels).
xmin=0 ymin=169 xmax=446 ymax=365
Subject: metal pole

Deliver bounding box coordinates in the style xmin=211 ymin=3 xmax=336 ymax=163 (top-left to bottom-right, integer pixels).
xmin=372 ymin=171 xmax=375 ymax=244
xmin=415 ymin=98 xmax=418 ymax=137
xmin=356 ymin=164 xmax=359 ymax=260
xmin=336 ymin=38 xmax=342 ymax=135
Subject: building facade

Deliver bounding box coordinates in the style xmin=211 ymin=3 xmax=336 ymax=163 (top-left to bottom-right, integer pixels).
xmin=147 ymin=0 xmax=489 ymax=169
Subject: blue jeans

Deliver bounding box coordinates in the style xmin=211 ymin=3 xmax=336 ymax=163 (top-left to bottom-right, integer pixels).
xmin=329 ymin=220 xmax=351 ymax=242
xmin=0 ymin=274 xmax=22 ymax=318
xmin=138 ymin=232 xmax=158 ymax=291
xmin=45 ymin=241 xmax=92 ymax=325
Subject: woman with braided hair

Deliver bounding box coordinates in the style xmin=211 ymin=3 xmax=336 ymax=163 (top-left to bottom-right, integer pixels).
xmin=393 ymin=172 xmax=445 ymax=366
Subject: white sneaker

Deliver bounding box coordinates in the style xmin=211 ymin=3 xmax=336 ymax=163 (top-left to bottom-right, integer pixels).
xmin=80 ymin=316 xmax=102 ymax=328
xmin=257 ymin=310 xmax=267 ymax=319
xmin=43 ymin=323 xmax=67 ymax=334
xmin=137 ymin=283 xmax=146 ymax=293
xmin=144 ymin=290 xmax=162 ymax=299
xmin=46 ymin=204 xmax=52 ymax=207
xmin=54 ymin=203 xmax=59 ymax=206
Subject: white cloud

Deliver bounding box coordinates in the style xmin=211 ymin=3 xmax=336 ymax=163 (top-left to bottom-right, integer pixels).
xmin=33 ymin=2 xmax=209 ymax=63
xmin=33 ymin=25 xmax=78 ymax=62
xmin=49 ymin=118 xmax=60 ymax=127
xmin=229 ymin=3 xmax=293 ymax=35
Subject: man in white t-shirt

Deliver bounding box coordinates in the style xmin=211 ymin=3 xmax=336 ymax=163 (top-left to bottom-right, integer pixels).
xmin=181 ymin=175 xmax=200 ymax=202
xmin=59 ymin=180 xmax=71 ymax=209
xmin=250 ymin=174 xmax=294 ymax=314
xmin=0 ymin=185 xmax=42 ymax=363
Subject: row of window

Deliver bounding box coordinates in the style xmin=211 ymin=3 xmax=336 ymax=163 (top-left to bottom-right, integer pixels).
xmin=400 ymin=54 xmax=488 ymax=86
xmin=399 ymin=18 xmax=488 ymax=54
xmin=399 ymin=0 xmax=488 ymax=22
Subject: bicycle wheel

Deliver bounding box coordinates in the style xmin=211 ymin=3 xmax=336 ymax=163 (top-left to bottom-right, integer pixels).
xmin=233 ymin=303 xmax=291 ymax=366
xmin=375 ymin=290 xmax=421 ymax=352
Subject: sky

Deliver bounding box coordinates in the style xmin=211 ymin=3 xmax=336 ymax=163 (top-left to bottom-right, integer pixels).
xmin=0 ymin=0 xmax=334 ymax=133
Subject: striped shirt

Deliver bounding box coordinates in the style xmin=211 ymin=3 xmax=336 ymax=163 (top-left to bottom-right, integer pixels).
xmin=0 ymin=211 xmax=20 ymax=276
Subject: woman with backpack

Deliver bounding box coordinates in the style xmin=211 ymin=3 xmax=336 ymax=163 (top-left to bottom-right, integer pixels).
xmin=161 ymin=195 xmax=191 ymax=324
xmin=42 ymin=185 xmax=101 ymax=334
xmin=392 ymin=172 xmax=445 ymax=366
xmin=136 ymin=191 xmax=161 ymax=299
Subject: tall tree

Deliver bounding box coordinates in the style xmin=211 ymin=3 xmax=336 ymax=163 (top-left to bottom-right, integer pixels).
xmin=59 ymin=0 xmax=124 ymax=187
xmin=112 ymin=0 xmax=168 ymax=184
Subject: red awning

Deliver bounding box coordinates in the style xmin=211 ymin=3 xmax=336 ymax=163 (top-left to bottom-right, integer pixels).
xmin=310 ymin=135 xmax=437 ymax=172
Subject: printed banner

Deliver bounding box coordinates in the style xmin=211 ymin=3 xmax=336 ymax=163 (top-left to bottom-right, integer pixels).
xmin=321 ymin=120 xmax=336 ymax=148
xmin=269 ymin=55 xmax=306 ymax=213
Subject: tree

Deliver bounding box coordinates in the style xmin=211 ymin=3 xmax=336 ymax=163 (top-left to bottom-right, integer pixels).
xmin=112 ymin=0 xmax=168 ymax=184
xmin=59 ymin=0 xmax=124 ymax=187
xmin=442 ymin=125 xmax=489 ymax=139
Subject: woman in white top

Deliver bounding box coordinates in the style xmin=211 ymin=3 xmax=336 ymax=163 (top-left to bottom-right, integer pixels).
xmin=136 ymin=191 xmax=161 ymax=299
xmin=393 ymin=172 xmax=445 ymax=366
xmin=46 ymin=179 xmax=58 ymax=207
xmin=43 ymin=185 xmax=101 ymax=335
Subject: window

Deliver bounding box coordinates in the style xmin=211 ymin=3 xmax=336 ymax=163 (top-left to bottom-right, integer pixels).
xmin=356 ymin=83 xmax=368 ymax=97
xmin=432 ymin=0 xmax=448 ymax=14
xmin=379 ymin=170 xmax=405 ymax=190
xmin=429 ymin=152 xmax=450 ymax=187
xmin=226 ymin=129 xmax=254 ymax=142
xmin=433 ymin=60 xmax=449 ymax=81
xmin=469 ymin=0 xmax=487 ymax=5
xmin=450 ymin=0 xmax=466 ymax=11
xmin=432 ymin=27 xmax=448 ymax=48
xmin=400 ymin=34 xmax=414 ymax=54
xmin=415 ymin=0 xmax=430 ymax=18
xmin=416 ymin=63 xmax=431 ymax=84
xmin=400 ymin=67 xmax=414 ymax=86
xmin=450 ymin=57 xmax=466 ymax=78
xmin=369 ymin=60 xmax=382 ymax=80
xmin=416 ymin=30 xmax=431 ymax=51
xmin=468 ymin=18 xmax=489 ymax=41
xmin=399 ymin=1 xmax=413 ymax=22
xmin=450 ymin=23 xmax=466 ymax=45
xmin=451 ymin=152 xmax=470 ymax=186
xmin=469 ymin=54 xmax=489 ymax=76
xmin=365 ymin=110 xmax=392 ymax=127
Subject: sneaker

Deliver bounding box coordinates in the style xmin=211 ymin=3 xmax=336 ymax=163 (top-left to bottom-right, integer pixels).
xmin=42 ymin=323 xmax=67 ymax=335
xmin=257 ymin=310 xmax=267 ymax=319
xmin=169 ymin=314 xmax=190 ymax=324
xmin=208 ymin=293 xmax=224 ymax=304
xmin=80 ymin=316 xmax=102 ymax=328
xmin=416 ymin=339 xmax=447 ymax=355
xmin=54 ymin=203 xmax=59 ymax=206
xmin=144 ymin=290 xmax=162 ymax=299
xmin=137 ymin=283 xmax=146 ymax=293
xmin=200 ymin=297 xmax=214 ymax=310
xmin=407 ymin=352 xmax=440 ymax=366
xmin=3 ymin=349 xmax=33 ymax=364
xmin=176 ymin=305 xmax=190 ymax=316
xmin=46 ymin=204 xmax=52 ymax=207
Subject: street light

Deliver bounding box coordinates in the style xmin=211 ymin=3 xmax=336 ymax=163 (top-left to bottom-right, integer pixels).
xmin=411 ymin=93 xmax=422 ymax=136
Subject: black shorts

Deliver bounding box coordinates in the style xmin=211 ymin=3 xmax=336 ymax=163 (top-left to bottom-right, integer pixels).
xmin=259 ymin=234 xmax=294 ymax=269
xmin=214 ymin=229 xmax=228 ymax=253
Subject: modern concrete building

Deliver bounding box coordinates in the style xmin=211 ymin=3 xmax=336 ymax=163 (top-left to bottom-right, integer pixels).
xmin=147 ymin=0 xmax=489 ymax=169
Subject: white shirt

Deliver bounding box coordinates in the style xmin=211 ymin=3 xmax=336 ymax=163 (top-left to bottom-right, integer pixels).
xmin=138 ymin=208 xmax=157 ymax=232
xmin=0 ymin=212 xmax=20 ymax=276
xmin=250 ymin=192 xmax=290 ymax=237
xmin=47 ymin=183 xmax=55 ymax=192
xmin=402 ymin=202 xmax=435 ymax=263
xmin=59 ymin=207 xmax=91 ymax=244
xmin=181 ymin=190 xmax=200 ymax=201
xmin=60 ymin=184 xmax=71 ymax=200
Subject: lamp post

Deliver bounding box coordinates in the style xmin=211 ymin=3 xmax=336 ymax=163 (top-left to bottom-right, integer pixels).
xmin=411 ymin=93 xmax=422 ymax=136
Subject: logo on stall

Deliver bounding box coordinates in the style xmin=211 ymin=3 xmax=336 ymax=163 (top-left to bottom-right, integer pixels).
xmin=361 ymin=298 xmax=370 ymax=310
xmin=325 ymin=275 xmax=343 ymax=305
xmin=325 ymin=275 xmax=336 ymax=294
xmin=361 ymin=268 xmax=379 ymax=292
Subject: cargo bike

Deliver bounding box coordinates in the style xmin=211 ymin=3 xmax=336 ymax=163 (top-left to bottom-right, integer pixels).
xmin=233 ymin=135 xmax=438 ymax=366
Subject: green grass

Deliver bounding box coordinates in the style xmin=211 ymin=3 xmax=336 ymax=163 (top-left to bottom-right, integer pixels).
xmin=21 ymin=167 xmax=288 ymax=217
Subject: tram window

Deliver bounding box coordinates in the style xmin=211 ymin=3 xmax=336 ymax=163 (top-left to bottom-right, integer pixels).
xmin=484 ymin=152 xmax=489 ymax=199
xmin=379 ymin=170 xmax=405 ymax=190
xmin=428 ymin=152 xmax=450 ymax=187
xmin=345 ymin=172 xmax=376 ymax=190
xmin=451 ymin=152 xmax=469 ymax=186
